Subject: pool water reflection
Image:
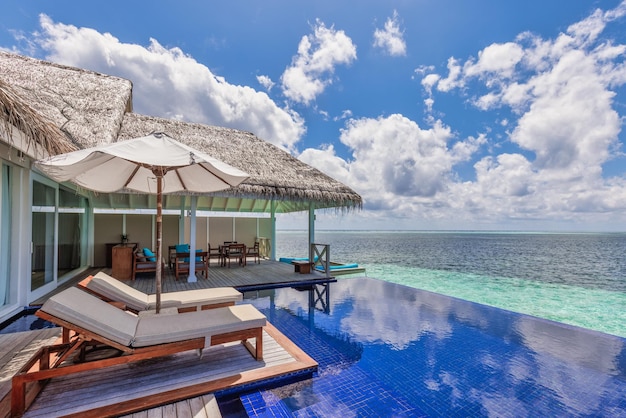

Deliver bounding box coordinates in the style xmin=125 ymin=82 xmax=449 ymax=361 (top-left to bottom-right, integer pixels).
xmin=0 ymin=308 xmax=55 ymax=334
xmin=238 ymin=277 xmax=626 ymax=417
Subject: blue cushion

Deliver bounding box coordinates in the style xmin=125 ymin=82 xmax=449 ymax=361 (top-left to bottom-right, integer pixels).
xmin=143 ymin=248 xmax=156 ymax=262
xmin=175 ymin=244 xmax=191 ymax=262
xmin=175 ymin=244 xmax=189 ymax=253
xmin=195 ymin=249 xmax=203 ymax=262
xmin=315 ymin=263 xmax=359 ymax=271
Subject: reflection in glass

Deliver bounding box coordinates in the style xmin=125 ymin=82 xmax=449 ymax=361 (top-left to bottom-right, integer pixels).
xmin=31 ymin=181 xmax=56 ymax=291
xmin=58 ymin=188 xmax=87 ymax=278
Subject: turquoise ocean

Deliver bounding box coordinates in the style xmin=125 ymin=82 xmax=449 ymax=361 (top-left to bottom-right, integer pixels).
xmin=275 ymin=230 xmax=626 ymax=338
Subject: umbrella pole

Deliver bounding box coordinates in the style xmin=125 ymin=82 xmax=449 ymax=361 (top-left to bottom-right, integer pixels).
xmin=155 ymin=172 xmax=163 ymax=313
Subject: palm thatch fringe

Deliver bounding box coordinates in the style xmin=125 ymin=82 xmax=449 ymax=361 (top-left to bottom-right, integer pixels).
xmin=0 ymin=78 xmax=76 ymax=157
xmin=0 ymin=51 xmax=132 ymax=149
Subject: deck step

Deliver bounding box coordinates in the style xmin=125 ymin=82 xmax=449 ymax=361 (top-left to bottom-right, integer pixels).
xmin=118 ymin=393 xmax=222 ymax=418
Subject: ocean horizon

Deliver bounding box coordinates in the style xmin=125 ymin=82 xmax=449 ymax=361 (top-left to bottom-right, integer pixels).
xmin=275 ymin=230 xmax=626 ymax=338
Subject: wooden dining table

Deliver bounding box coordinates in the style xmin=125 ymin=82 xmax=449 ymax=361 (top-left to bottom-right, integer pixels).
xmin=220 ymin=243 xmax=247 ymax=267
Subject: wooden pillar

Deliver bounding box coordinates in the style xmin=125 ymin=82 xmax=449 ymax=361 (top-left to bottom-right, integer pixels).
xmin=188 ymin=196 xmax=197 ymax=282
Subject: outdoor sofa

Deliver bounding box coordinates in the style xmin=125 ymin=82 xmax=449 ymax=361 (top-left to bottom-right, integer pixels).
xmin=132 ymin=247 xmax=163 ymax=280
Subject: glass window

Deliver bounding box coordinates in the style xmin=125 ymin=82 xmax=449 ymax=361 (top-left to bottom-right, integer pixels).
xmin=31 ymin=180 xmax=56 ymax=291
xmin=0 ymin=165 xmax=11 ymax=307
xmin=58 ymin=188 xmax=88 ymax=278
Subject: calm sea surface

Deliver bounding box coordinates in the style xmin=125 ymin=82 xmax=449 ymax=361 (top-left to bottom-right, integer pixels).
xmin=275 ymin=231 xmax=626 ymax=337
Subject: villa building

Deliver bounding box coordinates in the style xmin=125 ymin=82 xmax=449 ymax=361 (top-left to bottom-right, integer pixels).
xmin=0 ymin=51 xmax=361 ymax=324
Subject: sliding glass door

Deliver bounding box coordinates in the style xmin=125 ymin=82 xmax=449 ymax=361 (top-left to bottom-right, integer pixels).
xmin=31 ymin=177 xmax=90 ymax=297
xmin=58 ymin=188 xmax=88 ymax=278
xmin=31 ymin=179 xmax=56 ymax=293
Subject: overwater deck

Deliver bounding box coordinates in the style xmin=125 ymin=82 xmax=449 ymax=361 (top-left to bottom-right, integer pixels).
xmin=18 ymin=324 xmax=316 ymax=418
xmin=32 ymin=259 xmax=337 ymax=306
xmin=4 ymin=260 xmax=326 ymax=417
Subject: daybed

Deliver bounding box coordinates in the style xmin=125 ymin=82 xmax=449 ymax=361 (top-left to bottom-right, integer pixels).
xmin=11 ymin=287 xmax=266 ymax=416
xmin=79 ymin=271 xmax=242 ymax=312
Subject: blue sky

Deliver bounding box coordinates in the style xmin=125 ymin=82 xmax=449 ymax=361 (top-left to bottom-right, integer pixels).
xmin=1 ymin=1 xmax=626 ymax=231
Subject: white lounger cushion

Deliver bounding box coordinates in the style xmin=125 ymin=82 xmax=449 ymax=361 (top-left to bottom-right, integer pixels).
xmin=154 ymin=288 xmax=243 ymax=310
xmin=134 ymin=304 xmax=267 ymax=347
xmin=90 ymin=271 xmax=242 ymax=311
xmin=41 ymin=287 xmax=138 ymax=346
xmin=40 ymin=287 xmax=266 ymax=349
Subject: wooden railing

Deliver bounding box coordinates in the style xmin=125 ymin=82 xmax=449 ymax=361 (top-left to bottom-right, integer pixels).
xmin=310 ymin=243 xmax=330 ymax=278
xmin=258 ymin=237 xmax=271 ymax=259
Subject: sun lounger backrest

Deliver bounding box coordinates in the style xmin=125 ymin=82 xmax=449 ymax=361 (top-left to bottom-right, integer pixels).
xmin=40 ymin=287 xmax=139 ymax=346
xmin=159 ymin=287 xmax=243 ymax=308
xmin=89 ymin=272 xmax=151 ymax=311
xmin=134 ymin=304 xmax=267 ymax=347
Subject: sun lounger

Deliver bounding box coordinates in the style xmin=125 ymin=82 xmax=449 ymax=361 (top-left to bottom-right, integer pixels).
xmin=12 ymin=287 xmax=266 ymax=416
xmin=78 ymin=271 xmax=242 ymax=313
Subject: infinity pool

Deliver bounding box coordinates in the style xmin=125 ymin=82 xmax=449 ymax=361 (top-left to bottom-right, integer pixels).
xmin=234 ymin=277 xmax=626 ymax=417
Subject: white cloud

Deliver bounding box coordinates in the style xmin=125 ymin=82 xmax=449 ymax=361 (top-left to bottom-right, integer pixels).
xmin=280 ymin=20 xmax=357 ymax=105
xmin=299 ymin=144 xmax=351 ymax=185
xmin=386 ymin=1 xmax=626 ymax=228
xmin=373 ymin=10 xmax=407 ymax=57
xmin=511 ymin=48 xmax=620 ymax=175
xmin=464 ymin=42 xmax=524 ymax=81
xmin=302 ymin=2 xmax=626 ymax=230
xmin=299 ymin=114 xmax=483 ymax=217
xmin=256 ymin=74 xmax=275 ymax=91
xmin=421 ymin=73 xmax=440 ymax=95
xmin=333 ymin=109 xmax=353 ymax=122
xmin=33 ymin=14 xmax=305 ymax=151
xmin=436 ymin=57 xmax=463 ymax=92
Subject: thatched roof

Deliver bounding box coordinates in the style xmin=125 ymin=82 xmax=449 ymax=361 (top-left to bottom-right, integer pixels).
xmin=0 ymin=51 xmax=132 ymax=149
xmin=0 ymin=51 xmax=362 ymax=213
xmin=114 ymin=113 xmax=362 ymax=212
xmin=0 ymin=78 xmax=75 ymax=157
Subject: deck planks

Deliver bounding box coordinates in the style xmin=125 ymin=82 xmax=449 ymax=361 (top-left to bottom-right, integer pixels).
xmin=0 ymin=328 xmax=61 ymax=418
xmin=21 ymin=324 xmax=316 ymax=418
xmin=31 ymin=260 xmax=335 ymax=307
xmin=122 ymin=393 xmax=222 ymax=418
xmin=12 ymin=261 xmax=322 ymax=417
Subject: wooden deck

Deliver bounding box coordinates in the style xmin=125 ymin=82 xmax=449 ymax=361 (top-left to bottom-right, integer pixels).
xmin=118 ymin=393 xmax=221 ymax=418
xmin=0 ymin=329 xmax=62 ymax=418
xmin=3 ymin=260 xmax=324 ymax=417
xmin=4 ymin=323 xmax=315 ymax=418
xmin=32 ymin=259 xmax=336 ymax=306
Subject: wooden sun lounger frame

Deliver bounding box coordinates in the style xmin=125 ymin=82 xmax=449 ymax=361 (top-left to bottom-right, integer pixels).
xmin=77 ymin=276 xmax=236 ymax=314
xmin=11 ymin=310 xmax=263 ymax=417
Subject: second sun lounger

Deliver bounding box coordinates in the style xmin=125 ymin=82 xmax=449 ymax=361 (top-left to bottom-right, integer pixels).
xmin=79 ymin=271 xmax=242 ymax=312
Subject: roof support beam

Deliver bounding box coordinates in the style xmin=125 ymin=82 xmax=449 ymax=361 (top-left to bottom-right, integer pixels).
xmin=270 ymin=200 xmax=276 ymax=261
xmin=308 ymin=202 xmax=315 ymax=249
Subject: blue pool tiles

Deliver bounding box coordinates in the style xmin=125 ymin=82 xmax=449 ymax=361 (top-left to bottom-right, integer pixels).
xmin=235 ymin=278 xmax=626 ymax=417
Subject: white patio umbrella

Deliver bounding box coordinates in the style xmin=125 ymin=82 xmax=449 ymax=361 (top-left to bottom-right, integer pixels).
xmin=35 ymin=132 xmax=249 ymax=312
